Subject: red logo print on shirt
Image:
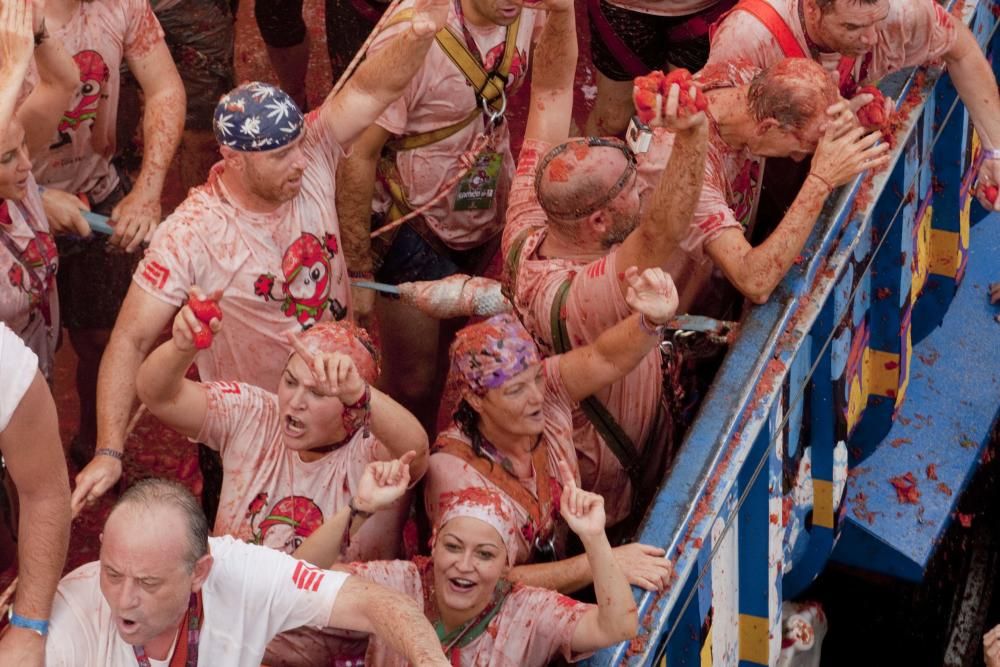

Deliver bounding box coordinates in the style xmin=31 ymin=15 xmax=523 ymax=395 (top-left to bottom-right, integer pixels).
xmin=291 ymin=561 xmax=326 ymax=592
xmin=142 ymin=261 xmax=170 ymax=290
xmin=51 ymin=50 xmax=109 ymax=150
xmin=247 ymin=493 xmax=324 ymax=553
xmin=217 ymin=382 xmax=241 ymax=395
xmin=253 ymin=233 xmax=346 ymax=328
xmin=482 ymin=44 xmax=527 ymax=83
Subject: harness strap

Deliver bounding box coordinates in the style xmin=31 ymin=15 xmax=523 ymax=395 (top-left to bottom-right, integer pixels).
xmin=548 ymin=278 xmax=645 ymax=490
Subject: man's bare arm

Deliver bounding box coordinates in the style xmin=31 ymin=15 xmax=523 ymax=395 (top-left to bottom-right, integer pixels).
xmin=522 ymin=0 xmax=577 ymax=146
xmin=74 ymin=286 xmax=177 ymax=512
xmin=337 ymin=124 xmax=392 ymax=326
xmin=320 ymin=0 xmax=448 ymax=147
xmin=0 ymin=371 xmax=70 ymax=629
xmin=328 ymin=576 xmax=450 ymax=666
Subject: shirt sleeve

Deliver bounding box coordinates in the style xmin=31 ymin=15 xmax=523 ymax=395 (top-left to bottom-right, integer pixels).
xmin=684 ymin=155 xmax=746 ymax=263
xmin=564 ymin=251 xmax=630 ymax=346
xmin=133 ymin=215 xmax=204 ymax=308
xmin=215 ymin=536 xmax=349 ymax=637
xmin=45 ymin=565 xmax=102 ymax=667
xmin=0 ymin=324 xmax=38 ymax=432
xmin=302 ymin=110 xmax=347 ymax=184
xmin=896 ymin=0 xmax=958 ymax=68
xmin=195 ymin=382 xmax=273 ymax=456
xmin=502 ymin=139 xmax=551 ymax=259
xmin=123 ymin=0 xmax=167 ymax=60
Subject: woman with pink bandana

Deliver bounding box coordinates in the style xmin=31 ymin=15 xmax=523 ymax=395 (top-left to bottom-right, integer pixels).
xmin=134 ymin=289 xmax=430 ymax=666
xmin=426 ymin=266 xmax=677 ymax=594
xmin=298 ymin=478 xmax=638 ymax=665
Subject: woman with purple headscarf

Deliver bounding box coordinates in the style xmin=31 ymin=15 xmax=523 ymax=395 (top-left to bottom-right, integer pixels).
xmin=425 ymin=267 xmax=678 ymax=594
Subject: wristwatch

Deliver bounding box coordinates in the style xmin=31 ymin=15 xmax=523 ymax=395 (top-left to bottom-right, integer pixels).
xmin=8 ymin=608 xmax=49 ymax=637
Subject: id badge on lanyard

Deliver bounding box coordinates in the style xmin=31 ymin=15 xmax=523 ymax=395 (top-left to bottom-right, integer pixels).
xmin=454 ymin=151 xmax=504 ymax=211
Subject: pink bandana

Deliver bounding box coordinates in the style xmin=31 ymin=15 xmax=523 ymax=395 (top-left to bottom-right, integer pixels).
xmin=435 ymin=487 xmax=520 ymax=566
xmin=291 ymin=321 xmax=381 ymax=384
xmin=447 ymin=314 xmax=540 ymax=397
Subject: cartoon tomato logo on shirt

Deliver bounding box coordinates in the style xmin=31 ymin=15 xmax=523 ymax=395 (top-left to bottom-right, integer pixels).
xmin=52 ymin=50 xmax=109 ymax=150
xmin=482 ymin=44 xmax=527 ymax=85
xmin=253 ymin=232 xmax=347 ymax=327
xmin=247 ymin=493 xmax=324 ymax=554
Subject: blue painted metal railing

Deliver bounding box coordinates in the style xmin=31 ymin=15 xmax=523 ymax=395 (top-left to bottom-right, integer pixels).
xmin=585 ymin=1 xmax=1000 ymax=665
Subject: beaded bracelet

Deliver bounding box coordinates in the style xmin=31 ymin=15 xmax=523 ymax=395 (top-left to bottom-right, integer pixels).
xmin=95 ymin=448 xmax=124 ymax=461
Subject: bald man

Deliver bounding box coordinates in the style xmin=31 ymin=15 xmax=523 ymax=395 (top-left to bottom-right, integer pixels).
xmin=44 ymin=478 xmax=450 ymax=666
xmin=503 ymin=49 xmax=889 ymax=526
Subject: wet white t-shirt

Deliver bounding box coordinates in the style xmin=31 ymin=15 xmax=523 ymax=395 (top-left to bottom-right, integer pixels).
xmin=45 ymin=536 xmax=348 ymax=667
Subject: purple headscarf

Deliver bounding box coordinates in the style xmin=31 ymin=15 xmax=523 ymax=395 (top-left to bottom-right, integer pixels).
xmin=447 ymin=314 xmax=541 ymax=397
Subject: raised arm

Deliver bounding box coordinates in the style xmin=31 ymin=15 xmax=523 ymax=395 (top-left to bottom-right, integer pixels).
xmin=134 ymin=288 xmax=220 ymax=440
xmin=111 ymin=33 xmax=186 ymax=253
xmin=945 ymin=20 xmax=1000 ymax=211
xmin=557 ymin=462 xmax=638 ymax=653
xmin=18 ymin=0 xmax=78 ymax=156
xmin=0 ymin=0 xmax=34 ymax=130
xmin=320 ymin=0 xmax=449 ymax=147
xmin=615 ymin=81 xmax=708 ymax=287
xmin=0 ymin=370 xmax=71 ymax=667
xmin=73 ymin=286 xmax=178 ymax=512
xmin=293 ymin=453 xmax=414 ymax=568
xmin=522 ymin=0 xmax=577 ymax=146
xmin=328 ymin=576 xmax=450 ymax=666
xmin=707 ymin=111 xmax=890 ymax=304
xmin=558 ymin=267 xmax=677 ymax=403
xmin=337 ymin=123 xmax=393 ymax=329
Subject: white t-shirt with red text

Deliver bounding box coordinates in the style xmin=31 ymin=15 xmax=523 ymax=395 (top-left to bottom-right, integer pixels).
xmin=45 ymin=536 xmax=347 ymax=667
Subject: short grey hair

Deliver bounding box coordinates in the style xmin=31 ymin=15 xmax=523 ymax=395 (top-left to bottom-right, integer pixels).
xmin=110 ymin=478 xmax=209 ymax=570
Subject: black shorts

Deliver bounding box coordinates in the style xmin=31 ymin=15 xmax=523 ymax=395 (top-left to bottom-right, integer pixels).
xmin=372 ymin=218 xmax=497 ymax=286
xmin=55 ymin=172 xmax=140 ymax=331
xmin=588 ymin=0 xmax=736 ymax=80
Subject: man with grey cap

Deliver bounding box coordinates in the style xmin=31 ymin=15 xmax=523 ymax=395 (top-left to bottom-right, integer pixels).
xmin=71 ymin=0 xmax=452 ymax=513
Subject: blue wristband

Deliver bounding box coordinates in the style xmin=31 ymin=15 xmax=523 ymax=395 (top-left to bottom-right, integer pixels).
xmin=8 ymin=609 xmax=49 ymax=636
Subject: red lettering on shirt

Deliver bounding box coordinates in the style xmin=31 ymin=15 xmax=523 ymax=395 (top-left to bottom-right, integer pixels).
xmin=292 ymin=561 xmax=325 ymax=592
xmin=217 ymin=382 xmax=241 ymax=395
xmin=141 ymin=261 xmax=170 ymax=290
xmin=586 ymin=257 xmax=608 ymax=279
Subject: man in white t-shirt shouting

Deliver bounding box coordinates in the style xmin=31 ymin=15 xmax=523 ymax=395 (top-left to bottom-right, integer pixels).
xmin=44 ymin=478 xmax=450 ymax=667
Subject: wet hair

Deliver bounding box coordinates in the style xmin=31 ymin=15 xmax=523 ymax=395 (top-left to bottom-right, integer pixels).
xmin=815 ymin=0 xmax=883 ymax=13
xmin=746 ymin=58 xmax=839 ymax=131
xmin=453 ymin=399 xmax=498 ymax=469
xmin=111 ymin=478 xmax=209 ymax=571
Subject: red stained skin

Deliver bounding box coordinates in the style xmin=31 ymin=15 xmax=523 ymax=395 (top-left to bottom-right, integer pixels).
xmin=546 ymin=157 xmax=573 ymax=183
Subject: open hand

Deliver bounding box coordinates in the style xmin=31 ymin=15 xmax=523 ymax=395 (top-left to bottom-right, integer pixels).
xmin=611 ymin=542 xmax=674 ymax=591
xmin=355 ymin=450 xmax=416 ymax=514
xmin=810 ymin=123 xmax=892 ymax=188
xmin=623 ymin=266 xmax=678 ymax=326
xmin=0 ymin=0 xmax=34 ymax=81
xmin=286 ymin=332 xmax=367 ymax=404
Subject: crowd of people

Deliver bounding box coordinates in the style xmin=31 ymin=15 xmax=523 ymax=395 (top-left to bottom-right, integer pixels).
xmin=0 ymin=0 xmax=997 ymax=664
